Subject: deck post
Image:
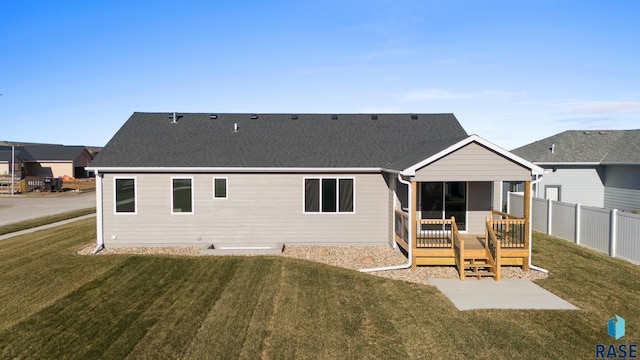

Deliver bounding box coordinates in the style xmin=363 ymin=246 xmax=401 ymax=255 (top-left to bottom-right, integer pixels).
xmin=523 ymin=180 xmax=531 ymax=270
xmin=410 ymin=180 xmax=417 ymax=270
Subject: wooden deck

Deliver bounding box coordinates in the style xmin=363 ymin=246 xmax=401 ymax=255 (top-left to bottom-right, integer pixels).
xmin=413 ymin=233 xmax=528 ymax=264
xmin=392 ymin=180 xmax=532 ymax=281
xmin=394 ymin=207 xmax=531 ymax=280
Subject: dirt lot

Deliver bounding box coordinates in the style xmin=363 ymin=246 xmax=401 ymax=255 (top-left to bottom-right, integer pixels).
xmin=0 ymin=191 xmax=95 ymax=226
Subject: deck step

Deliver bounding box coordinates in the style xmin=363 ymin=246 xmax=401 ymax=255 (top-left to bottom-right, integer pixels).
xmin=464 ymin=263 xmax=492 ymax=268
xmin=464 ymin=271 xmax=495 ymax=277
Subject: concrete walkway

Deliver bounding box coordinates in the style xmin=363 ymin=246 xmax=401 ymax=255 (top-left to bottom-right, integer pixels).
xmin=430 ymin=278 xmax=579 ymax=311
xmin=0 ymin=214 xmax=96 ymax=241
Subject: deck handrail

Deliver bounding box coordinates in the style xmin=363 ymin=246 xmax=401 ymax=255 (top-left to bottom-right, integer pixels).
xmin=490 ymin=209 xmax=523 ymax=220
xmin=485 ymin=217 xmax=501 ymax=281
xmin=451 ymin=217 xmax=465 ymax=280
xmin=394 ymin=208 xmax=409 ymax=251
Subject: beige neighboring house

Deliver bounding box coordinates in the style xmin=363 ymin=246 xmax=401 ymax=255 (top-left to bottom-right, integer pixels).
xmin=21 ymin=145 xmax=93 ymax=178
xmin=0 ymin=146 xmax=26 ymax=178
xmin=88 ymin=112 xmax=543 ymax=281
xmin=0 ymin=143 xmax=94 ymax=179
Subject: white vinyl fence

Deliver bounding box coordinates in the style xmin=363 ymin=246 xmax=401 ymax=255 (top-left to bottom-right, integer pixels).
xmin=508 ymin=192 xmax=640 ymax=264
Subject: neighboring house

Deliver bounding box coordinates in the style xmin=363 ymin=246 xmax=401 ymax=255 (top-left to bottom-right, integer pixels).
xmin=511 ymin=130 xmax=640 ymax=212
xmin=15 ymin=145 xmax=93 ymax=178
xmin=0 ymin=149 xmax=14 ymax=176
xmin=0 ymin=144 xmax=94 ymax=179
xmin=0 ymin=146 xmax=28 ymax=178
xmin=88 ymin=112 xmax=542 ymax=279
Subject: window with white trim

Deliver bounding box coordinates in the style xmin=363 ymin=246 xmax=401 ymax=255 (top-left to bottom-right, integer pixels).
xmin=214 ymin=177 xmax=227 ymax=199
xmin=172 ymin=178 xmax=193 ymax=213
xmin=304 ymin=178 xmax=354 ymax=213
xmin=115 ymin=178 xmax=136 ymax=213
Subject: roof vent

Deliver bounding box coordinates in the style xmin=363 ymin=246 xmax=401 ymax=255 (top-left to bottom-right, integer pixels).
xmin=250 ymin=114 xmax=259 ymax=120
xmin=291 ymin=114 xmax=299 ymax=120
xmin=371 ymin=114 xmax=378 ymax=120
xmin=170 ymin=112 xmax=178 ymax=123
xmin=599 ymin=131 xmax=606 ymax=135
xmin=209 ymin=114 xmax=218 ymax=119
xmin=550 ymin=144 xmax=555 ymax=154
xmin=410 ymin=114 xmax=418 ymax=120
xmin=233 ymin=123 xmax=239 ymax=132
xmin=331 ymin=114 xmax=338 ymax=120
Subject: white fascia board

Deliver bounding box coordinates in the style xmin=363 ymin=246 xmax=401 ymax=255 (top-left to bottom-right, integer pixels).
xmin=402 ymin=134 xmax=545 ymax=176
xmin=534 ymin=162 xmax=601 ymax=166
xmin=85 ymin=166 xmax=383 ymax=173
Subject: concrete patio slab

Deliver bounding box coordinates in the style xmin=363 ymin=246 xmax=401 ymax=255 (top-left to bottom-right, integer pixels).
xmin=430 ymin=278 xmax=579 ymax=310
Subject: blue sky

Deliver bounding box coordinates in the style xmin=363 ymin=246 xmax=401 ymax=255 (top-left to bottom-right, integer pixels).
xmin=1 ymin=0 xmax=639 ymax=150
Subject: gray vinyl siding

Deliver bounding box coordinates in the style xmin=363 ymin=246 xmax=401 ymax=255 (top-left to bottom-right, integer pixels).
xmin=492 ymin=181 xmax=502 ymax=212
xmin=604 ymin=165 xmax=640 ymax=212
xmin=101 ymin=172 xmax=390 ymax=247
xmin=467 ymin=182 xmax=492 ymax=234
xmin=386 ymin=172 xmax=394 ymax=246
xmin=414 ymin=142 xmax=530 ymax=182
xmin=536 ymin=165 xmax=605 ymax=207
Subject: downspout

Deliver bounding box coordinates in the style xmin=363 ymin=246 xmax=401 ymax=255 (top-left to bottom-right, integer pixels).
xmin=391 ymin=173 xmax=397 ymax=249
xmin=91 ymin=170 xmax=105 ymax=254
xmin=361 ymin=173 xmax=412 ymax=272
xmin=528 ymin=174 xmax=547 ymax=273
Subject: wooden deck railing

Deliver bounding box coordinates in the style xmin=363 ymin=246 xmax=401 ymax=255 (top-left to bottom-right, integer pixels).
xmin=490 ymin=209 xmax=523 ymax=220
xmin=489 ymin=210 xmax=526 ymax=249
xmin=451 ymin=218 xmax=465 ymax=280
xmin=491 ymin=220 xmax=526 ymax=248
xmin=394 ymin=209 xmax=409 ymax=251
xmin=416 ymin=218 xmax=454 ymax=248
xmin=485 ymin=218 xmax=502 ymax=281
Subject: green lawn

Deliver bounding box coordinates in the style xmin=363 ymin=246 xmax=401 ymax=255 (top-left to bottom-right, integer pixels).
xmin=0 ymin=207 xmax=95 ymax=235
xmin=0 ymin=219 xmax=638 ymax=359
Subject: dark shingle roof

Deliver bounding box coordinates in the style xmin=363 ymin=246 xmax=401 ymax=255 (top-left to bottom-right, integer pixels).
xmin=0 ymin=146 xmax=31 ymax=162
xmin=0 ymin=150 xmax=12 ymax=162
xmin=20 ymin=145 xmax=89 ymax=161
xmin=91 ymin=112 xmax=468 ymax=169
xmin=512 ymin=130 xmax=640 ymax=164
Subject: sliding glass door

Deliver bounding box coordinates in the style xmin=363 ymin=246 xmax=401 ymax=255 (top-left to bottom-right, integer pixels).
xmin=420 ymin=182 xmax=467 ymax=231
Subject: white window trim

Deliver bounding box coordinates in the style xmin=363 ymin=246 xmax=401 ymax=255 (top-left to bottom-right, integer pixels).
xmin=171 ymin=176 xmax=194 ymax=214
xmin=213 ymin=177 xmax=228 ymax=199
xmin=302 ymin=176 xmax=356 ymax=214
xmin=113 ymin=176 xmax=137 ymax=215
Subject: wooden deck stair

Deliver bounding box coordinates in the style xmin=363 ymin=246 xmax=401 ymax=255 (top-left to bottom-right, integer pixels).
xmin=463 ymin=254 xmax=496 ymax=280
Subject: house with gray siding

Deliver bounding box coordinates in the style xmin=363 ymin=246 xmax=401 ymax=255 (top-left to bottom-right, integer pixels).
xmin=88 ymin=112 xmax=542 ymax=279
xmin=511 ymin=130 xmax=640 ymax=212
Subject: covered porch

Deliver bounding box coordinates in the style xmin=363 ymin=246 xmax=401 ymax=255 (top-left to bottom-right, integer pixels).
xmin=390 ymin=136 xmax=540 ymax=281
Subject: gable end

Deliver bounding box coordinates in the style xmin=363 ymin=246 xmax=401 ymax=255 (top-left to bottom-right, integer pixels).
xmin=413 ymin=142 xmax=532 ymax=182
